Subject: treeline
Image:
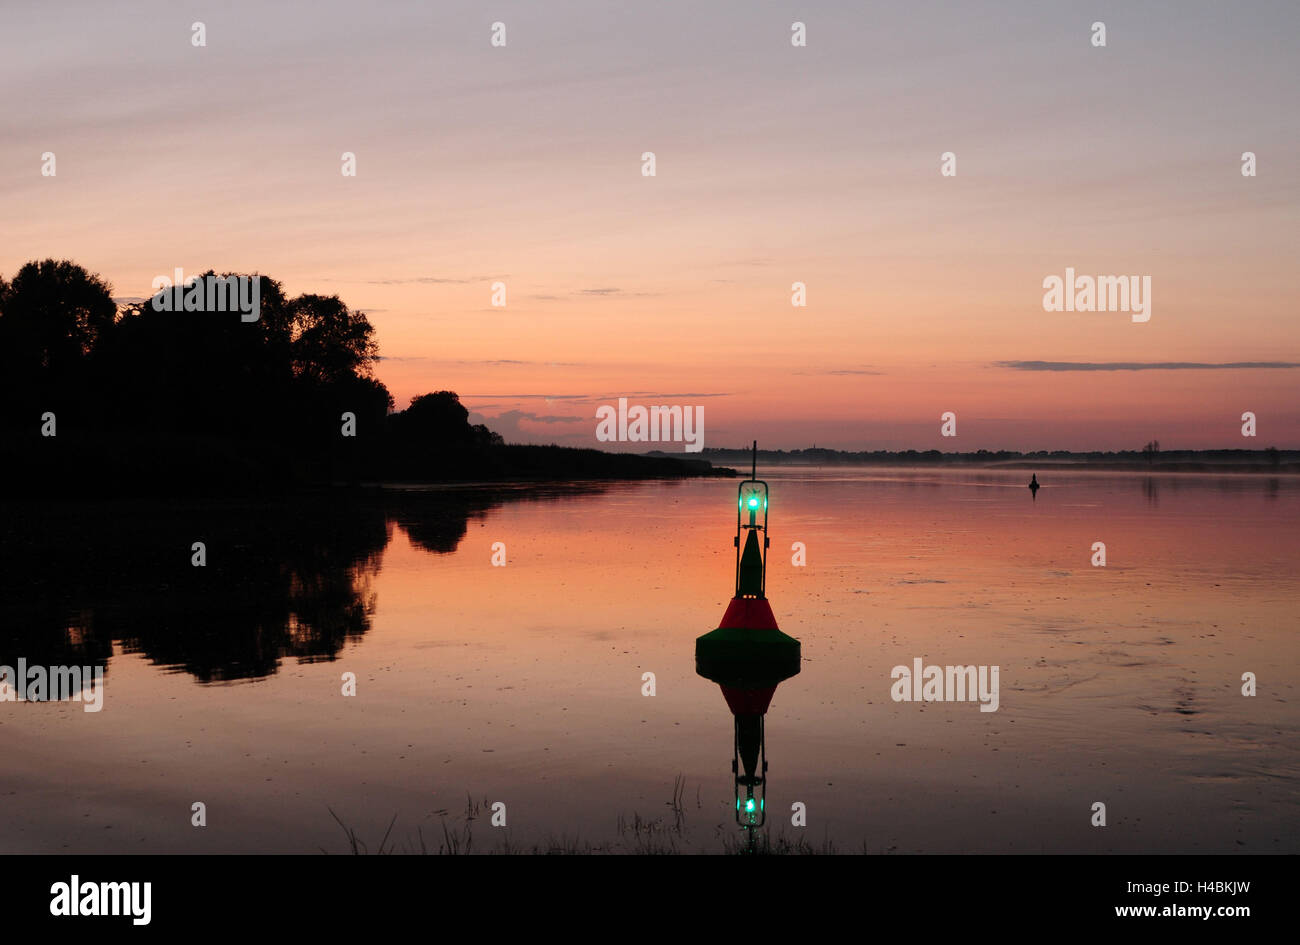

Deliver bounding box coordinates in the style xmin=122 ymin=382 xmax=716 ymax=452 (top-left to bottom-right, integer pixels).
xmin=1 ymin=260 xmax=402 ymax=436
xmin=692 ymin=446 xmax=1296 ymax=470
xmin=0 ymin=260 xmax=725 ymax=495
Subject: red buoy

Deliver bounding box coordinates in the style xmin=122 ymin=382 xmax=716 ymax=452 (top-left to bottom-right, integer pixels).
xmin=694 ymin=442 xmax=801 ymax=835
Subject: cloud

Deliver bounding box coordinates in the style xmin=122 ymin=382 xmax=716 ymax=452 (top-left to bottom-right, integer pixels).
xmin=463 ymin=391 xmax=731 ymax=401
xmin=527 ymin=288 xmax=659 ymax=301
xmin=996 ymin=360 xmax=1300 ymax=372
xmin=465 ymin=393 xmax=591 ymax=401
xmin=373 ymin=358 xmax=584 ymax=367
xmin=468 ymin=408 xmax=591 ymax=444
xmin=361 ymin=275 xmax=503 ymax=285
xmin=795 ymin=368 xmax=885 ymax=376
xmin=619 ymin=391 xmax=731 ymax=398
xmin=478 ymin=409 xmax=578 ymax=426
xmin=474 ymin=359 xmax=585 ymax=367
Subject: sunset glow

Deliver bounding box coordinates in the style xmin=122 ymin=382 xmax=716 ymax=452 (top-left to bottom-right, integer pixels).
xmin=4 ymin=0 xmax=1296 ymax=450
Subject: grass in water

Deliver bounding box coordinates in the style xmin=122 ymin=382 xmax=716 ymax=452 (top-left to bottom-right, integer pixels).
xmin=325 ymin=777 xmax=870 ymax=855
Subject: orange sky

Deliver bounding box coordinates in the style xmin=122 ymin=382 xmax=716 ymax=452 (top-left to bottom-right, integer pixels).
xmin=3 ymin=0 xmax=1297 ymax=449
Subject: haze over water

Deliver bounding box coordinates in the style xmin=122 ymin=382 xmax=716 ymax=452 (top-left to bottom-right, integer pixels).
xmin=2 ymin=468 xmax=1296 ymax=853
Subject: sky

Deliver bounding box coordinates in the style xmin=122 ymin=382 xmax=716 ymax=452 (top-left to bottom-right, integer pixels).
xmin=2 ymin=0 xmax=1297 ymax=451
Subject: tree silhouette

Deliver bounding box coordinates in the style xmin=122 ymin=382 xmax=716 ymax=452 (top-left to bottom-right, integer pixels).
xmin=0 ymin=258 xmax=716 ymax=493
xmin=0 ymin=259 xmax=116 ymax=418
xmin=0 ymin=259 xmax=506 ymax=489
xmin=393 ymin=391 xmax=478 ymax=446
xmin=288 ymin=293 xmax=380 ymax=385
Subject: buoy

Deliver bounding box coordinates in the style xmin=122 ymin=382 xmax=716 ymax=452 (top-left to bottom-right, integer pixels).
xmin=695 ymin=442 xmax=800 ymax=833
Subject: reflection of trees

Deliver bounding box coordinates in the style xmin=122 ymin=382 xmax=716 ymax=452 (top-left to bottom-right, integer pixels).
xmin=1139 ymin=474 xmax=1290 ymax=506
xmin=0 ymin=498 xmax=393 ymax=684
xmin=391 ymin=492 xmax=499 ymax=554
xmin=0 ymin=606 xmax=112 ymax=681
xmin=1142 ymin=477 xmax=1159 ymax=505
xmin=1 ymin=486 xmax=607 ymax=687
xmin=390 ymin=485 xmax=611 ymax=555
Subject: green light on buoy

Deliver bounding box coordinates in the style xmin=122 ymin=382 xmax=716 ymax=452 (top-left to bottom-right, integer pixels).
xmin=748 ymin=497 xmax=759 ymax=509
xmin=745 ymin=799 xmax=756 ymax=813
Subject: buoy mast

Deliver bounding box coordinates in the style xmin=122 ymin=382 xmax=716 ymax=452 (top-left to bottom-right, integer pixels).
xmin=735 ymin=440 xmax=770 ymax=599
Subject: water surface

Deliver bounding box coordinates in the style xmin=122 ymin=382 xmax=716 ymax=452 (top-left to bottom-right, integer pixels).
xmin=2 ymin=469 xmax=1296 ymax=853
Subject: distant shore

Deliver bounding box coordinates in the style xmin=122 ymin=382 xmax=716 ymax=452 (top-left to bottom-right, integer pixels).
xmin=0 ymin=436 xmax=735 ymax=499
xmin=678 ymin=448 xmax=1299 ymax=474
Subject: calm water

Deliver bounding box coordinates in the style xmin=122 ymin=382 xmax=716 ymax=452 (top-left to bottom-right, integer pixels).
xmin=2 ymin=468 xmax=1297 ymax=853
